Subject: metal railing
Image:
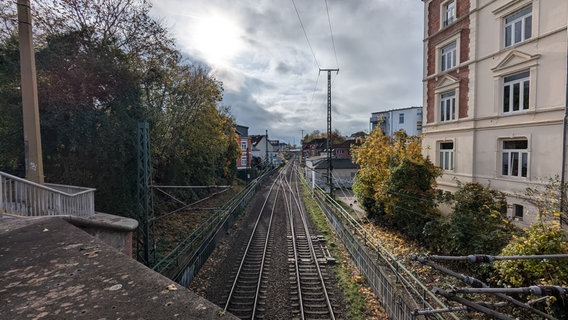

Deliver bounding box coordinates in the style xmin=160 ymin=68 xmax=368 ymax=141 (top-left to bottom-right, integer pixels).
xmin=0 ymin=171 xmax=95 ymax=217
xmin=302 ymin=177 xmax=459 ymax=320
xmin=153 ymin=167 xmax=275 ymax=285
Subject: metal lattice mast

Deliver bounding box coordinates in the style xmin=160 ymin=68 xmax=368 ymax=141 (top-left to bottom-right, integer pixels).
xmin=265 ymin=129 xmax=269 ymax=166
xmin=136 ymin=122 xmax=155 ymax=266
xmin=321 ymin=68 xmax=339 ymax=197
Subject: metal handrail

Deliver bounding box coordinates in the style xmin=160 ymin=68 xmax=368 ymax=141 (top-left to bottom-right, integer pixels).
xmin=0 ymin=171 xmax=96 ymax=217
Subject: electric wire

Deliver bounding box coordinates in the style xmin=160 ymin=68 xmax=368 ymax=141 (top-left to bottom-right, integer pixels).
xmin=291 ymin=0 xmax=320 ymax=69
xmin=309 ymin=71 xmax=321 ymax=107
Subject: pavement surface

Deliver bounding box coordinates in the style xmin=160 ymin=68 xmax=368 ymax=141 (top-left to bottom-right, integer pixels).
xmin=335 ymin=189 xmax=367 ymax=220
xmin=0 ymin=216 xmax=237 ymax=320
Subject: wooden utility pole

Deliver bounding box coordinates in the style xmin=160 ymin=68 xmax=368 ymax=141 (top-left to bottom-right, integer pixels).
xmin=18 ymin=0 xmax=44 ymax=183
xmin=320 ymin=68 xmax=339 ymax=197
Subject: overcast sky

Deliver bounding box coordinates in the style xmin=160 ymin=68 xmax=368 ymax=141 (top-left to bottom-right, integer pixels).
xmin=150 ymin=0 xmax=424 ymax=144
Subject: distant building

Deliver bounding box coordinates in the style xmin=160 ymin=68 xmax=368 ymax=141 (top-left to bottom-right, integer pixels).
xmin=369 ymin=107 xmax=423 ymax=137
xmin=236 ymin=125 xmax=251 ymax=170
xmin=250 ymin=134 xmax=282 ymax=165
xmin=302 ymin=138 xmax=327 ymax=159
xmin=304 ymin=157 xmax=358 ymax=189
xmin=302 ymin=137 xmax=360 ymax=161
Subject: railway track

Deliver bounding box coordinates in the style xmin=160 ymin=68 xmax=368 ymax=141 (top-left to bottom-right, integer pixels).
xmin=221 ymin=160 xmax=340 ymax=319
xmin=283 ymin=162 xmax=337 ymax=320
xmin=223 ymin=168 xmax=283 ymax=319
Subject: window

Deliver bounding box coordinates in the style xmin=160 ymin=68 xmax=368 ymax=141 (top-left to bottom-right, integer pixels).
xmin=440 ymin=91 xmax=456 ymax=122
xmin=443 ymin=1 xmax=456 ymax=27
xmin=501 ymin=139 xmax=528 ymax=177
xmin=399 ymin=113 xmax=404 ymax=124
xmin=241 ymin=140 xmax=247 ymax=151
xmin=241 ymin=156 xmax=247 ymax=167
xmin=440 ymin=42 xmax=457 ymax=71
xmin=503 ymin=71 xmax=530 ymax=113
xmin=513 ymin=204 xmax=524 ymax=220
xmin=504 ymin=6 xmax=532 ymax=47
xmin=439 ymin=142 xmax=454 ymax=170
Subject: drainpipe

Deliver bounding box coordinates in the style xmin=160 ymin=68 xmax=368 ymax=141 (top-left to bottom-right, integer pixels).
xmin=561 ymin=21 xmax=568 ymax=226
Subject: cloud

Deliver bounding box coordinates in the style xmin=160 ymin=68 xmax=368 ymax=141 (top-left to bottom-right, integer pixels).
xmin=150 ymin=0 xmax=424 ymax=143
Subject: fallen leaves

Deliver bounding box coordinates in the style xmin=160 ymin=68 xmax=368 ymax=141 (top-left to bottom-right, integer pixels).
xmin=107 ymin=284 xmax=122 ymax=291
xmin=166 ymin=284 xmax=178 ymax=291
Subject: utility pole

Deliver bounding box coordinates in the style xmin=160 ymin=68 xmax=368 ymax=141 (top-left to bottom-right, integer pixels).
xmin=320 ymin=68 xmax=339 ymax=197
xmin=300 ymin=129 xmax=304 ymax=165
xmin=17 ymin=0 xmax=44 ymax=183
xmin=265 ymin=129 xmax=269 ymax=167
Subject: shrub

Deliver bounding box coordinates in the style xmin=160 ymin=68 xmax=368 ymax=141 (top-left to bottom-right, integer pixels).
xmin=495 ymin=222 xmax=568 ymax=287
xmin=384 ymin=158 xmax=440 ymax=240
xmin=445 ymin=183 xmax=515 ymax=255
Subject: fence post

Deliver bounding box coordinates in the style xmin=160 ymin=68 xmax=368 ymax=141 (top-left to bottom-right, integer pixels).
xmin=0 ymin=175 xmax=4 ymax=213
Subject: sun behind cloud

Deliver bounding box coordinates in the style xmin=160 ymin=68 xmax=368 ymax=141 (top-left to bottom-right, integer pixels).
xmin=190 ymin=12 xmax=243 ymax=66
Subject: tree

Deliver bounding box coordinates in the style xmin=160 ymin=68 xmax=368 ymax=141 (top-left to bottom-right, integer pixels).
xmin=352 ymin=129 xmax=441 ymax=239
xmin=0 ymin=35 xmax=24 ymax=175
xmin=0 ymin=0 xmax=240 ymax=217
xmin=35 ymin=29 xmax=144 ymax=214
xmin=302 ymin=129 xmax=344 ymax=144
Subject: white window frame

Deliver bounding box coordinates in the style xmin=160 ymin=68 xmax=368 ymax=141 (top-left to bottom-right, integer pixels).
xmin=434 ymin=33 xmax=461 ymax=75
xmin=501 ymin=139 xmax=528 ymax=178
xmin=399 ymin=113 xmax=404 ymax=124
xmin=241 ymin=140 xmax=247 ymax=151
xmin=503 ymin=71 xmax=530 ymax=114
xmin=240 ymin=156 xmax=248 ymax=167
xmin=434 ymin=74 xmax=460 ymax=124
xmin=439 ymin=141 xmax=454 ymax=171
xmin=442 ymin=0 xmax=456 ymax=27
xmin=440 ymin=91 xmax=456 ymax=122
xmin=440 ymin=42 xmax=457 ymax=72
xmin=504 ymin=6 xmax=532 ymax=48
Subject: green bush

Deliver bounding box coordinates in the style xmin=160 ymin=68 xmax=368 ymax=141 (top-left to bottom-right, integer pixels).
xmin=445 ymin=182 xmax=515 ymax=255
xmin=385 ymin=158 xmax=440 ymax=240
xmin=495 ymin=222 xmax=568 ymax=287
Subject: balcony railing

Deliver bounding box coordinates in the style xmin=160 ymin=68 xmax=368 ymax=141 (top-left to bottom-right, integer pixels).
xmin=0 ymin=171 xmax=95 ymax=217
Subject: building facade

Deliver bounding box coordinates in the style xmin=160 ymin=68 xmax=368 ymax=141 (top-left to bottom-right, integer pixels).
xmin=370 ymin=106 xmax=423 ymax=137
xmin=236 ymin=125 xmax=251 ymax=170
xmin=250 ymin=134 xmax=282 ymax=165
xmin=421 ymin=0 xmax=568 ymax=225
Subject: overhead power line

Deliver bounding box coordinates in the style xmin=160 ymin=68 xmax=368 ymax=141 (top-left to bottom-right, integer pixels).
xmin=291 ymin=0 xmax=320 ymax=69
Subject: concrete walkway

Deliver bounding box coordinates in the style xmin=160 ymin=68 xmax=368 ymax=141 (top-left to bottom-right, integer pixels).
xmin=0 ymin=215 xmax=237 ymax=319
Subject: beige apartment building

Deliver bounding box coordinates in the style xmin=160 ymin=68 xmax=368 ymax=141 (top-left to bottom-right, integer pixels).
xmin=420 ymin=0 xmax=568 ymax=225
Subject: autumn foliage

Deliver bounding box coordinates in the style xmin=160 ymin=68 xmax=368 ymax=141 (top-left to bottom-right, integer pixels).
xmin=352 ymin=129 xmax=441 ymax=240
xmin=0 ymin=1 xmax=239 ymax=215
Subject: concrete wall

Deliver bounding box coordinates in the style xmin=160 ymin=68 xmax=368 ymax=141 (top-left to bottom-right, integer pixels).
xmin=63 ymin=212 xmax=138 ymax=256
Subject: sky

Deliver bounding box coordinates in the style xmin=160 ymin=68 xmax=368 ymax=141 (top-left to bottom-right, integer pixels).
xmin=150 ymin=0 xmax=424 ymax=145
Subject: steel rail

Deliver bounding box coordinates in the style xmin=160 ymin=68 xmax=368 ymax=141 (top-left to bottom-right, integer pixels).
xmin=310 ymin=182 xmax=453 ymax=317
xmin=286 ymin=161 xmax=336 ymax=320
xmin=251 ymin=186 xmax=279 ymax=319
xmin=222 ymin=168 xmax=283 ymax=316
xmin=282 ymin=165 xmax=305 ymax=319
